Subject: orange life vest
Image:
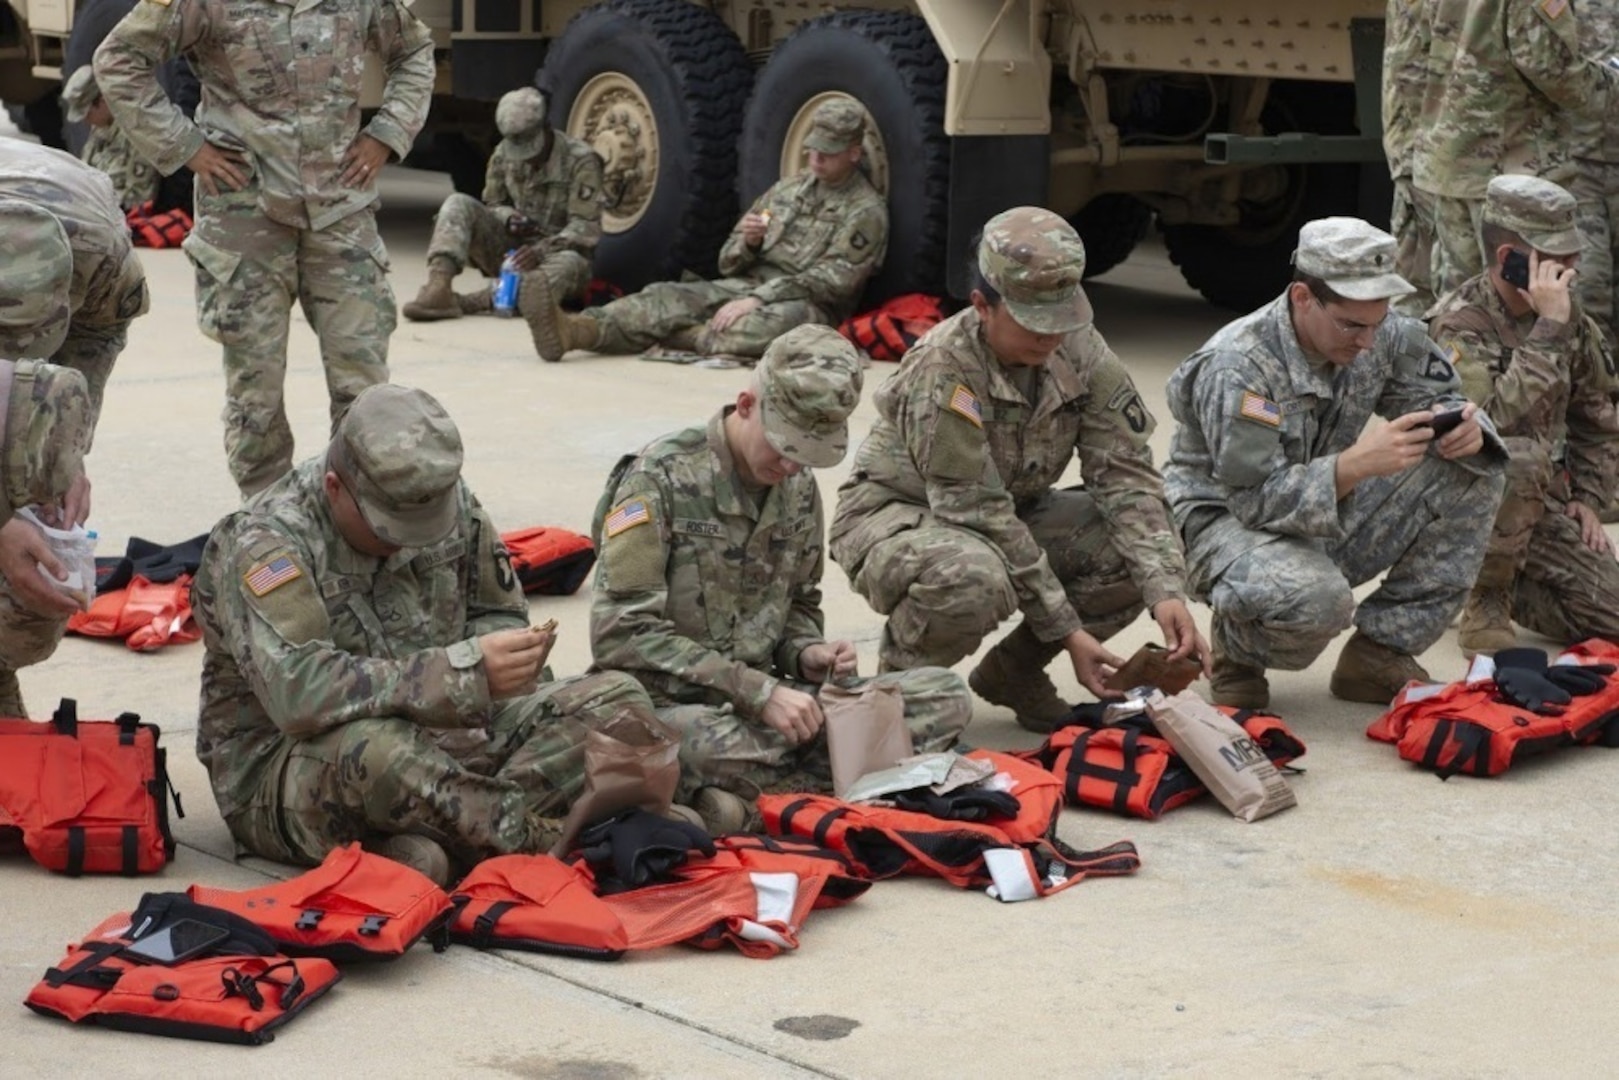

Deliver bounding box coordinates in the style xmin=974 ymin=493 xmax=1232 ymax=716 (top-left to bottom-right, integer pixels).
xmin=499 ymin=526 xmax=597 ymax=596
xmin=449 ymin=855 xmax=629 ymax=960
xmin=67 ymin=574 xmax=201 ymax=652
xmin=838 ymin=293 xmax=946 ymax=362
xmin=125 ymin=201 xmax=193 ymax=248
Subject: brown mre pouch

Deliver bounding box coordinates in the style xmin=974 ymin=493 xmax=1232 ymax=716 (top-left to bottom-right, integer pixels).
xmin=551 ymin=705 xmax=681 ymax=855
xmin=822 ymin=682 xmax=914 ymax=798
xmin=1104 ymin=643 xmax=1202 ymax=696
xmin=1145 ymin=690 xmax=1296 ymax=822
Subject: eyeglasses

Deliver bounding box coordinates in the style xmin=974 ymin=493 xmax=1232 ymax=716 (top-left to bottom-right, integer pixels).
xmin=1314 ymin=296 xmax=1387 ymax=339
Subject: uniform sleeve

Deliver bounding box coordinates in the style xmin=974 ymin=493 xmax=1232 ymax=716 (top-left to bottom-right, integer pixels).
xmin=215 ymin=523 xmax=492 ymax=739
xmin=481 ymin=144 xmax=510 ymax=207
xmin=589 ymin=470 xmax=778 ymax=716
xmin=1075 ymin=340 xmax=1189 ymax=609
xmin=1563 ymin=321 xmax=1619 ymax=508
xmin=93 ymin=0 xmax=209 ymax=177
xmin=464 ymin=503 xmax=530 ymax=638
xmin=551 ymin=148 xmax=604 ymax=255
xmin=772 ymin=492 xmax=827 ymax=679
xmin=750 ymin=197 xmax=888 ymax=313
xmin=1506 ymin=0 xmax=1619 ymax=111
xmin=1194 ymin=360 xmax=1344 ymax=539
xmin=896 ymin=356 xmax=1081 ymax=642
xmin=362 ymin=0 xmax=435 ymax=161
xmin=716 ymin=191 xmax=770 ymax=277
xmin=1430 ymin=309 xmax=1569 ymax=432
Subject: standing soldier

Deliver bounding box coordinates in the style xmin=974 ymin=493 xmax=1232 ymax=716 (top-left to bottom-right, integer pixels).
xmin=1382 ymin=0 xmax=1439 ymax=317
xmin=590 ymin=326 xmax=971 ymax=831
xmin=830 ymin=208 xmax=1205 ymax=732
xmin=521 ymin=99 xmax=886 ymax=362
xmin=1164 ymin=218 xmax=1505 ymax=709
xmin=60 ymin=66 xmax=160 ymax=212
xmin=94 ymin=0 xmax=434 ymax=497
xmin=1427 ymin=175 xmax=1619 ymax=656
xmin=402 ymin=87 xmax=603 ymax=322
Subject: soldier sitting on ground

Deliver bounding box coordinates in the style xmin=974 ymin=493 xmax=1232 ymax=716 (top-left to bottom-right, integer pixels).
xmin=191 ymin=384 xmax=661 ymax=885
xmin=60 ymin=66 xmax=160 ymax=212
xmin=521 ymin=100 xmax=887 ymax=362
xmin=1426 ymin=175 xmax=1619 ymax=657
xmin=402 ymin=87 xmax=604 ymax=321
xmin=830 ymin=207 xmax=1207 ymax=733
xmin=589 ymin=326 xmax=971 ymax=833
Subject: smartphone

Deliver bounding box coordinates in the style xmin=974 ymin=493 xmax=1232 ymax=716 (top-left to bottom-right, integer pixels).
xmin=1502 ymin=249 xmax=1531 ymax=289
xmin=123 ymin=918 xmax=231 ymax=965
xmin=1426 ymin=407 xmax=1466 ymax=437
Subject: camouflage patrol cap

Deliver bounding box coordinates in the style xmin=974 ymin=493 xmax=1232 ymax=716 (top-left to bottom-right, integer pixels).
xmin=332 ymin=385 xmax=464 ymax=548
xmin=496 ymin=87 xmax=551 ymax=160
xmin=977 ymin=206 xmax=1093 ymax=335
xmin=757 ymin=324 xmax=864 ymax=468
xmin=1293 ymin=216 xmax=1414 ymax=301
xmin=1484 ymin=174 xmax=1581 ymax=256
xmin=61 ymin=67 xmax=101 ymax=124
xmin=803 ymin=100 xmax=866 ymax=154
xmin=0 ymin=201 xmax=73 ymax=360
xmin=0 ymin=360 xmax=92 ymax=512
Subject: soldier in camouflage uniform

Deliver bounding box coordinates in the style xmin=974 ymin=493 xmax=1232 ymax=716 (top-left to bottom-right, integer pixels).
xmin=590 ymin=326 xmax=970 ymax=832
xmin=0 ymin=360 xmax=95 ymax=718
xmin=1165 ymin=218 xmax=1507 ymax=709
xmin=1416 ymin=0 xmax=1618 ymax=315
xmin=95 ymin=0 xmax=434 ymax=498
xmin=192 ymin=385 xmax=659 ymax=884
xmin=402 ymin=87 xmax=603 ymax=322
xmin=1426 ymin=175 xmax=1619 ymax=656
xmin=1382 ymin=0 xmax=1439 ymax=318
xmin=830 ymin=208 xmax=1205 ymax=733
xmin=60 ymin=66 xmax=159 ymax=212
xmin=521 ymin=100 xmax=887 ymax=362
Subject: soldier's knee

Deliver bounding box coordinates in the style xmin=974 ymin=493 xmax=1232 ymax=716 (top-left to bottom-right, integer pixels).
xmin=332 ymin=717 xmax=431 ymax=782
xmin=437 ymin=192 xmax=481 ymax=221
xmin=914 ymin=547 xmax=1016 ymax=626
xmin=1286 ymin=576 xmax=1357 ymax=636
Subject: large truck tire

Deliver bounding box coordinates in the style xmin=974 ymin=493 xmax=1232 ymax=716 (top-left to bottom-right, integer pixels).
xmin=737 ymin=10 xmax=949 ymax=305
xmin=1071 ymin=195 xmax=1153 ymax=281
xmin=540 ymin=0 xmax=751 ymax=290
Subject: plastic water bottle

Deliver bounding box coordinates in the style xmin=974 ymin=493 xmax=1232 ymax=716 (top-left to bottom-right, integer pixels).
xmin=493 ymin=251 xmax=521 ymax=318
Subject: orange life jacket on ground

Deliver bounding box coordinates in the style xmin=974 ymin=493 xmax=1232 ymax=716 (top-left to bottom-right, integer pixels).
xmin=0 ymin=700 xmax=180 ymax=875
xmin=449 ymin=855 xmax=629 ymax=960
xmin=187 ymin=843 xmax=455 ymax=962
xmin=126 ymin=201 xmax=193 ymax=248
xmin=838 ymin=293 xmax=947 ymax=362
xmin=67 ymin=574 xmax=201 ymax=652
xmin=499 ymin=526 xmax=597 ymax=596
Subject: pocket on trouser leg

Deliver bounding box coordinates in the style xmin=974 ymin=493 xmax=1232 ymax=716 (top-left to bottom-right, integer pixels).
xmin=181 ymin=233 xmax=244 ymax=344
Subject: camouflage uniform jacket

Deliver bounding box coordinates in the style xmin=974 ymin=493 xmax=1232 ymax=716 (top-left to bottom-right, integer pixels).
xmin=483 ymin=131 xmax=604 ymax=257
xmin=81 ymin=124 xmax=159 ymax=211
xmin=830 ymin=307 xmax=1188 ymax=644
xmin=1416 ymin=0 xmax=1615 ymax=196
xmin=1383 ymin=0 xmax=1434 ymax=181
xmin=0 ymin=140 xmax=148 ymax=422
xmin=1428 ymin=274 xmax=1619 ymax=509
xmin=591 ymin=410 xmax=826 ymax=719
xmin=1573 ymin=1 xmax=1619 ymax=164
xmin=715 ymin=170 xmax=887 ymax=320
xmin=1164 ymin=295 xmax=1503 ymax=582
xmin=94 ymin=0 xmax=433 ymax=231
xmin=191 ymin=458 xmax=528 ymax=821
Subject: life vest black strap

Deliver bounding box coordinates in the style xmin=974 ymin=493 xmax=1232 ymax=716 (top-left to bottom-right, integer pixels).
xmin=66 ymin=826 xmax=85 ymax=877
xmin=471 ymin=901 xmax=516 ymax=949
xmin=122 ymin=825 xmax=139 ymax=875
xmin=1066 ymin=729 xmax=1146 ymax=815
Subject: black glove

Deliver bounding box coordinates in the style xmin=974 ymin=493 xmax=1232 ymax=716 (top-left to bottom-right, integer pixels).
xmin=1494 ymin=666 xmax=1571 ymax=715
xmin=578 ymin=808 xmax=715 ymax=891
xmin=1543 ymin=663 xmax=1617 ymax=697
xmin=890 ymin=786 xmax=1022 ymax=822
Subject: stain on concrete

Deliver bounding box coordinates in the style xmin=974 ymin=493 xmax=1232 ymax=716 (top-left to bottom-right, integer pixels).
xmin=484 ymin=1056 xmax=643 ymax=1080
xmin=775 ymin=1014 xmax=860 ymax=1040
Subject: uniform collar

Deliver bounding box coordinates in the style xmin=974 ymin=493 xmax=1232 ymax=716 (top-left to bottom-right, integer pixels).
xmin=1266 ymin=294 xmax=1336 ymax=400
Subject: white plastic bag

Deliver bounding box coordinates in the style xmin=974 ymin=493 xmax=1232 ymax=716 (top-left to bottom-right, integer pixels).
xmin=15 ymin=506 xmax=97 ymax=611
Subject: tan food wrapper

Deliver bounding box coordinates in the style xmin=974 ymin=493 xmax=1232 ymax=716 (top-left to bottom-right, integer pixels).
xmin=1146 ymin=690 xmax=1296 ymax=822
xmin=1104 ymin=642 xmax=1202 ymax=696
xmin=822 ymin=682 xmax=914 ymax=798
xmin=550 ymin=705 xmax=682 ymax=856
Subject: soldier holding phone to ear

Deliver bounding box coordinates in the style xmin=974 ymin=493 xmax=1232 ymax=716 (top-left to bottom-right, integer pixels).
xmin=1427 ymin=175 xmax=1619 ymax=657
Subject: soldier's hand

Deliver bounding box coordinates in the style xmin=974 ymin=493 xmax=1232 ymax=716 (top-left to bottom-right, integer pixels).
xmin=505 ymin=214 xmax=543 ymax=241
xmin=508 ymin=243 xmax=544 ymax=272
xmin=187 ymin=141 xmax=248 ymax=196
xmin=62 ymin=472 xmax=92 ymax=529
xmin=479 ymin=626 xmax=552 ymax=699
xmin=709 ymin=296 xmax=763 ymax=333
xmin=1062 ymin=629 xmax=1125 ymax=699
xmin=761 ymin=684 xmax=824 ymax=746
xmin=740 ymin=212 xmax=769 ymax=248
xmin=1150 ymin=599 xmax=1211 ymax=679
xmin=1433 ymin=402 xmax=1485 ymax=460
xmin=800 ymin=640 xmax=858 ymax=683
xmin=1523 ymin=250 xmax=1575 ymax=325
xmin=0 ymin=518 xmax=82 ymax=618
xmin=340 ymin=133 xmax=391 ymax=190
xmin=1566 ymin=500 xmax=1614 ymax=555
xmin=1340 ymin=411 xmax=1434 ymax=487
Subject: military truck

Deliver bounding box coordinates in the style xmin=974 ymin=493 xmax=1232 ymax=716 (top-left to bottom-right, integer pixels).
xmin=2 ymin=0 xmax=1390 ymax=312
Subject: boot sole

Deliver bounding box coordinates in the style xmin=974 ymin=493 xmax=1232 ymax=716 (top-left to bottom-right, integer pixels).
xmin=518 ymin=275 xmax=566 ymax=362
xmin=1328 ymin=673 xmax=1402 ymax=706
xmin=402 ymin=305 xmax=463 ymax=322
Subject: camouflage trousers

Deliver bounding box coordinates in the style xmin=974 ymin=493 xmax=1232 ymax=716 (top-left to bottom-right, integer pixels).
xmin=844 ymin=488 xmax=1145 ymax=670
xmin=1390 ymin=178 xmax=1438 ymax=319
xmin=224 ymin=670 xmax=651 ymax=868
xmin=589 ymin=278 xmax=829 ymax=358
xmin=425 ymin=192 xmax=591 ymax=303
xmin=652 ymin=667 xmax=971 ymax=802
xmin=1431 ymin=194 xmax=1486 ymax=299
xmin=183 ymin=182 xmax=394 ymax=498
xmin=0 ymin=577 xmax=69 ymax=718
xmin=1189 ymin=453 xmax=1503 ymax=669
xmin=1570 ymin=163 xmax=1619 ymax=346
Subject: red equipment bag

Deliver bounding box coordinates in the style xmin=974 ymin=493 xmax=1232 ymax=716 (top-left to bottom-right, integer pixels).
xmin=839 ymin=293 xmax=947 ymax=362
xmin=187 ymin=843 xmax=455 ymax=962
xmin=0 ymin=698 xmax=181 ymax=875
xmin=449 ymin=854 xmax=629 ymax=960
xmin=125 ymin=201 xmax=193 ymax=248
xmin=499 ymin=526 xmax=597 ymax=596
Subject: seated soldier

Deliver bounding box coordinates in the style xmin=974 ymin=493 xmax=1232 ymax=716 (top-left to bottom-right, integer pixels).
xmin=191 ymin=384 xmax=661 ymax=884
xmin=830 ymin=208 xmax=1207 ymax=732
xmin=521 ymin=100 xmax=887 ymax=362
xmin=590 ymin=326 xmax=972 ymax=831
xmin=1427 ymin=174 xmax=1619 ymax=655
xmin=0 ymin=361 xmax=95 ymax=718
xmin=60 ymin=66 xmax=160 ymax=212
xmin=402 ymin=87 xmax=603 ymax=321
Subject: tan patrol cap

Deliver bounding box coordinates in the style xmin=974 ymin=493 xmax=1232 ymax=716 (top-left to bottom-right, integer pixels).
xmin=803 ymin=100 xmax=866 ymax=154
xmin=496 ymin=87 xmax=550 ymax=160
xmin=1293 ymin=217 xmax=1414 ymax=301
xmin=332 ymin=385 xmax=464 ymax=548
xmin=1483 ymin=174 xmax=1582 ymax=256
xmin=757 ymin=325 xmax=864 ymax=468
xmin=978 ymin=206 xmax=1093 ymax=335
xmin=0 ymin=201 xmax=73 ymax=360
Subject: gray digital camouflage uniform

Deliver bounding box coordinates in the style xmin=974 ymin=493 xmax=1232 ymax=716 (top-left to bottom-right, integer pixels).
xmin=94 ymin=0 xmax=434 ymax=497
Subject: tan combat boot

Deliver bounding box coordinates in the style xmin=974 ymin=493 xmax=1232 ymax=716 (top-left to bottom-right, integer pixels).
xmin=1329 ymin=630 xmax=1430 ymax=705
xmin=967 ymin=624 xmax=1069 ymax=733
xmin=693 ymin=787 xmax=761 ymax=834
xmin=401 ymin=258 xmax=461 ymax=322
xmin=1457 ymin=564 xmax=1517 ymax=658
xmin=456 ymin=288 xmax=494 ymax=316
xmin=1209 ymin=652 xmax=1270 ymax=710
xmin=518 ymin=272 xmax=599 ymax=361
xmin=369 ymin=834 xmax=451 ymax=887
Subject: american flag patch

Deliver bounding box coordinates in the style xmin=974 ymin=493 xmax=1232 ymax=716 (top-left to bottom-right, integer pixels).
xmin=948 ymin=384 xmax=983 ymax=428
xmin=244 ymin=554 xmax=301 ymax=597
xmin=1238 ymin=391 xmax=1282 ymax=427
xmin=605 ymin=499 xmax=651 ymax=538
